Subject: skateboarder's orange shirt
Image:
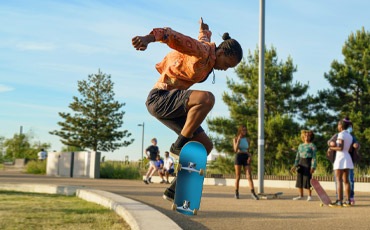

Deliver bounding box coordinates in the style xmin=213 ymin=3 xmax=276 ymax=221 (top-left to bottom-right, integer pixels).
xmin=150 ymin=27 xmax=216 ymax=90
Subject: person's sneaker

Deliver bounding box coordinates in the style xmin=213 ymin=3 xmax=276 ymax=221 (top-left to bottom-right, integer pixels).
xmin=343 ymin=200 xmax=352 ymax=207
xmin=170 ymin=144 xmax=182 ymax=159
xmin=350 ymin=198 xmax=355 ymax=205
xmin=329 ymin=200 xmax=343 ymax=208
xmin=251 ymin=193 xmax=259 ymax=200
xmin=160 ymin=180 xmax=166 ymax=184
xmin=293 ymin=196 xmax=303 ymax=200
xmin=148 ymin=177 xmax=153 ymax=183
xmin=163 ymin=188 xmax=175 ymax=202
xmin=235 ymin=190 xmax=239 ymax=199
xmin=143 ymin=179 xmax=149 ymax=184
xmin=307 ymin=196 xmax=313 ymax=201
xmin=166 ymin=181 xmax=170 ymax=184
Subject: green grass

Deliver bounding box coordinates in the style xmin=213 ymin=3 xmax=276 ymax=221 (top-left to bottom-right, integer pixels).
xmin=0 ymin=191 xmax=130 ymax=230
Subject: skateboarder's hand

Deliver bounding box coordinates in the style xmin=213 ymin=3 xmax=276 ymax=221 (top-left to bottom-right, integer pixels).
xmin=132 ymin=34 xmax=155 ymax=51
xmin=199 ymin=17 xmax=209 ymax=31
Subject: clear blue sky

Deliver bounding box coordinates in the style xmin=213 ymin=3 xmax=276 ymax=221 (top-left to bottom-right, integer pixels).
xmin=0 ymin=0 xmax=369 ymax=161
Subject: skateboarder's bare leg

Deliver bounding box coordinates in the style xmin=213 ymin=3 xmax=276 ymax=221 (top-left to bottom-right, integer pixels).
xmin=167 ymin=90 xmax=214 ymax=201
xmin=171 ymin=91 xmax=214 ymax=154
xmin=183 ymin=90 xmax=214 ymax=136
xmin=191 ymin=132 xmax=213 ymax=155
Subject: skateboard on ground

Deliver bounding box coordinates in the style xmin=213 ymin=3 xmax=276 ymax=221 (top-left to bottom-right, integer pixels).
xmin=258 ymin=192 xmax=283 ymax=200
xmin=310 ymin=178 xmax=332 ymax=206
xmin=171 ymin=141 xmax=207 ymax=216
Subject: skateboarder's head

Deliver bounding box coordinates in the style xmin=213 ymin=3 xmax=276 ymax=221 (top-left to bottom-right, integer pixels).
xmin=214 ymin=33 xmax=243 ymax=71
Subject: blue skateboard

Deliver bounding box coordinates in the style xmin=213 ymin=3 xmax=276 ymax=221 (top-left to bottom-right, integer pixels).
xmin=171 ymin=141 xmax=207 ymax=216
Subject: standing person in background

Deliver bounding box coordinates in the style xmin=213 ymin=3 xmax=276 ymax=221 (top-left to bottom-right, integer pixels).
xmin=292 ymin=130 xmax=317 ymax=201
xmin=346 ymin=121 xmax=360 ymax=205
xmin=327 ymin=118 xmax=359 ymax=205
xmin=328 ymin=119 xmax=354 ymax=207
xmin=132 ymin=17 xmax=243 ymax=201
xmin=233 ymin=125 xmax=259 ymax=200
xmin=143 ymin=138 xmax=160 ymax=184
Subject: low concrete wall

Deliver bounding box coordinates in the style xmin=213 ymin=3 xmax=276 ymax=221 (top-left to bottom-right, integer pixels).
xmin=146 ymin=176 xmax=370 ymax=192
xmin=46 ymin=151 xmax=100 ymax=178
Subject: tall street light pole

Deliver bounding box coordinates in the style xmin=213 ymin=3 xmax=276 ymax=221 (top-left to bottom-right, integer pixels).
xmin=258 ymin=0 xmax=266 ymax=193
xmin=138 ymin=122 xmax=145 ymax=167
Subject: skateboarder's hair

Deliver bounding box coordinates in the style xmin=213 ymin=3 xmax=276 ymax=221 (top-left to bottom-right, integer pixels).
xmin=217 ymin=33 xmax=243 ymax=63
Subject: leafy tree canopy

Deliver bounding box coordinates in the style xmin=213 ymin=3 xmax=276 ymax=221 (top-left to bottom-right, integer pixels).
xmin=50 ymin=70 xmax=134 ymax=152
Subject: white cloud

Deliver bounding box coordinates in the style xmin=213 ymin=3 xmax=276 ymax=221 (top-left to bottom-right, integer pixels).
xmin=16 ymin=42 xmax=56 ymax=51
xmin=0 ymin=84 xmax=14 ymax=93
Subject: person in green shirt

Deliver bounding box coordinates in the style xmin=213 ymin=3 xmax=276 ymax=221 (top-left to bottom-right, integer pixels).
xmin=292 ymin=130 xmax=317 ymax=201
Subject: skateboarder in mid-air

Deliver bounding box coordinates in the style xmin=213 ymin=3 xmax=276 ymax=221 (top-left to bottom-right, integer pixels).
xmin=132 ymin=17 xmax=243 ymax=201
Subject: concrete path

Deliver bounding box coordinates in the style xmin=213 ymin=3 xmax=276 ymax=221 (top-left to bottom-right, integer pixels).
xmin=1 ymin=170 xmax=370 ymax=230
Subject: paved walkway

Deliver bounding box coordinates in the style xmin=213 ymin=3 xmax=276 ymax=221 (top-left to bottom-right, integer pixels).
xmin=1 ymin=170 xmax=370 ymax=230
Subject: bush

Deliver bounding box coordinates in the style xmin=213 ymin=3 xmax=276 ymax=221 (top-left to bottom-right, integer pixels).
xmin=25 ymin=160 xmax=46 ymax=174
xmin=100 ymin=161 xmax=141 ymax=179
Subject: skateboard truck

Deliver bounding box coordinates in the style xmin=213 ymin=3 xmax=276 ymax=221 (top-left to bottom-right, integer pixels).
xmin=172 ymin=200 xmax=198 ymax=215
xmin=182 ymin=200 xmax=190 ymax=209
xmin=188 ymin=162 xmax=196 ymax=169
xmin=177 ymin=162 xmax=204 ymax=175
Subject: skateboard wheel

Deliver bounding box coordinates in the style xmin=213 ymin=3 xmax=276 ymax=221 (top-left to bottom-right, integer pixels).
xmin=193 ymin=209 xmax=198 ymax=215
xmin=320 ymin=203 xmax=323 ymax=207
xmin=199 ymin=169 xmax=204 ymax=175
xmin=171 ymin=203 xmax=177 ymax=211
xmin=176 ymin=164 xmax=182 ymax=172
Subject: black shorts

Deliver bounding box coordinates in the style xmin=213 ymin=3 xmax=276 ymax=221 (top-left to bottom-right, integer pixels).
xmin=146 ymin=88 xmax=204 ymax=135
xmin=234 ymin=153 xmax=250 ymax=166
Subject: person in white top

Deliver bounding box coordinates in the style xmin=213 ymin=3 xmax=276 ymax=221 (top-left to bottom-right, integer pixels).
xmin=159 ymin=151 xmax=174 ymax=184
xmin=329 ymin=119 xmax=354 ymax=207
xmin=37 ymin=149 xmax=47 ymax=161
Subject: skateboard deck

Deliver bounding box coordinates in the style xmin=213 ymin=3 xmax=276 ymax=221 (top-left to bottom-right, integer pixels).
xmin=172 ymin=141 xmax=207 ymax=216
xmin=310 ymin=178 xmax=331 ymax=206
xmin=258 ymin=192 xmax=283 ymax=200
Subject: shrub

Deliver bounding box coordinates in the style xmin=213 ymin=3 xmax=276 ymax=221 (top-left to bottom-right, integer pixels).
xmin=25 ymin=160 xmax=46 ymax=174
xmin=100 ymin=161 xmax=141 ymax=179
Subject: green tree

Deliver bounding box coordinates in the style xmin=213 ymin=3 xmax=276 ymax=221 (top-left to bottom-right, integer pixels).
xmin=2 ymin=134 xmax=50 ymax=160
xmin=61 ymin=145 xmax=84 ymax=152
xmin=0 ymin=136 xmax=5 ymax=162
xmin=307 ymin=27 xmax=370 ymax=167
xmin=50 ymin=70 xmax=134 ymax=152
xmin=3 ymin=134 xmax=31 ymax=159
xmin=207 ymin=46 xmax=310 ymax=174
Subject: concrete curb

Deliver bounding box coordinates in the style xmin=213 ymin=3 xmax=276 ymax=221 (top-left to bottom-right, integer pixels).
xmin=76 ymin=189 xmax=181 ymax=230
xmin=0 ymin=183 xmax=181 ymax=230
